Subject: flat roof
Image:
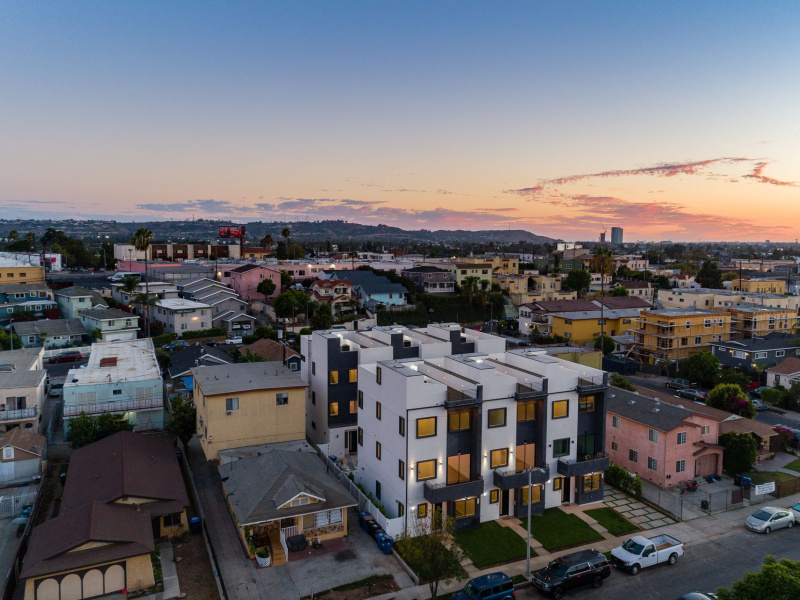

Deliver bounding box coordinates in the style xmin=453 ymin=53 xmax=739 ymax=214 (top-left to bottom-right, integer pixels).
xmin=65 ymin=339 xmax=160 ymax=386
xmin=193 ymin=362 xmax=307 ymax=396
xmin=156 ymin=298 xmax=210 ymax=311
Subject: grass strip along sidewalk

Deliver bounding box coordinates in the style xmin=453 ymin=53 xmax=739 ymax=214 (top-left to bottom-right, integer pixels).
xmin=584 ymin=507 xmax=639 ymax=536
xmin=455 ymin=521 xmax=532 ymax=568
xmin=519 ymin=508 xmax=603 ymax=552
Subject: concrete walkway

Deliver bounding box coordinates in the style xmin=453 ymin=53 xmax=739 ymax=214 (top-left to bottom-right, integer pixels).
xmin=755 ymin=451 xmax=800 ymax=476
xmin=602 ymin=487 xmax=675 ymax=529
xmin=370 ymin=488 xmax=800 ymax=600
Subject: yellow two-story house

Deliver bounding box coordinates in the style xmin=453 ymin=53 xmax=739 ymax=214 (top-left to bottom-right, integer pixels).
xmin=733 ymin=277 xmax=786 ymax=295
xmin=194 ymin=362 xmax=308 ymax=460
xmin=549 ymin=309 xmax=641 ymax=344
xmin=631 ymin=309 xmax=732 ymax=363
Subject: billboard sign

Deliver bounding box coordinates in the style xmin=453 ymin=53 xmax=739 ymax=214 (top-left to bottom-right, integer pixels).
xmin=219 ymin=226 xmax=246 ymax=239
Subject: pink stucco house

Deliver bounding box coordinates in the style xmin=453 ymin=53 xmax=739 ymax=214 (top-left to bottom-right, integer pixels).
xmin=221 ymin=264 xmax=282 ymax=302
xmin=606 ymin=388 xmax=724 ymax=489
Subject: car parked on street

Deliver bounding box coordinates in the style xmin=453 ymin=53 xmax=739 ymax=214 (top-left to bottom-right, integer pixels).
xmin=751 ymin=398 xmax=769 ymax=411
xmin=48 ymin=351 xmax=83 ymax=364
xmin=676 ymin=594 xmax=718 ymax=600
xmin=786 ymin=502 xmax=800 ymax=520
xmin=224 ymin=336 xmax=243 ymax=345
xmin=666 ymin=377 xmax=692 ymax=390
xmin=451 ymin=572 xmax=516 ymax=600
xmin=745 ymin=506 xmax=795 ymax=533
xmin=532 ymin=549 xmax=611 ymax=598
xmin=49 ymin=383 xmax=64 ymax=398
xmin=610 ymin=534 xmax=684 ymax=574
xmin=163 ymin=341 xmax=189 ymax=351
xmin=676 ymin=388 xmax=707 ymax=402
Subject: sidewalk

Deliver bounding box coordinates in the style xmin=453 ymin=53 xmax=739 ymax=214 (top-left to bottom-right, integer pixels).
xmin=370 ymin=488 xmax=800 ymax=600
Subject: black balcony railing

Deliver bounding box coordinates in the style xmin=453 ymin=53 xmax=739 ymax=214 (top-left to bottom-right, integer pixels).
xmin=556 ymin=452 xmax=610 ymax=478
xmin=493 ymin=465 xmax=549 ymax=490
xmin=423 ymin=476 xmax=484 ymax=504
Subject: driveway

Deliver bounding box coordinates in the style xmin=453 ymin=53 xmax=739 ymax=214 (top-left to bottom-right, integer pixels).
xmin=186 ymin=438 xmax=412 ymax=600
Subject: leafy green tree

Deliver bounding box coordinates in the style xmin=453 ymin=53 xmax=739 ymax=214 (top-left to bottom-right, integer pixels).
xmin=90 ymin=328 xmax=102 ymax=340
xmin=241 ymin=349 xmax=264 ymax=363
xmin=68 ymin=412 xmax=97 ymax=449
xmin=279 ymin=270 xmax=292 ymax=287
xmin=275 ymin=241 xmax=288 ymax=260
xmin=594 ymin=334 xmax=615 ymax=355
xmin=96 ymin=413 xmax=134 ymax=437
xmin=256 ymin=278 xmax=276 ymax=303
xmin=677 ymin=351 xmax=720 ymax=389
xmin=718 ymin=431 xmax=759 ymax=476
xmin=0 ymin=331 xmax=23 ymax=351
xmin=461 ymin=275 xmax=480 ymax=305
xmin=611 ymin=373 xmax=637 ymax=391
xmin=563 ymin=269 xmax=591 ymax=296
xmin=696 ymin=260 xmax=724 ymax=289
xmin=254 ymin=325 xmax=278 ymax=340
xmin=311 ymin=302 xmax=333 ymax=330
xmin=120 ymin=275 xmax=140 ymax=299
xmin=653 ymin=274 xmax=671 ymax=289
xmin=707 ymin=383 xmax=755 ymax=418
xmin=260 ymin=234 xmax=273 ymax=249
xmin=166 ymin=396 xmax=197 ymax=446
xmin=716 ymin=556 xmax=800 ymax=600
xmin=610 ymin=286 xmax=629 ymax=296
xmin=273 ymin=289 xmax=310 ymax=321
xmin=717 ymin=367 xmax=750 ymax=389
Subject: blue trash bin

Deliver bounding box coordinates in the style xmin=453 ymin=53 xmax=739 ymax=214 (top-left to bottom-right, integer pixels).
xmin=375 ymin=532 xmax=387 ymax=546
xmin=742 ymin=475 xmax=752 ymax=489
xmin=189 ymin=517 xmax=201 ymax=534
xmin=358 ymin=511 xmax=369 ymax=530
xmin=379 ymin=536 xmax=394 ymax=555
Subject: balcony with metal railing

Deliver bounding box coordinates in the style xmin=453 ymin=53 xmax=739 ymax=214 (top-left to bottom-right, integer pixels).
xmin=64 ymin=397 xmax=163 ymax=417
xmin=0 ymin=406 xmax=37 ymax=422
xmin=557 ymin=452 xmax=610 ymax=478
xmin=423 ymin=475 xmax=484 ymax=504
xmin=577 ymin=373 xmax=609 ymax=394
xmin=493 ymin=465 xmax=549 ymax=491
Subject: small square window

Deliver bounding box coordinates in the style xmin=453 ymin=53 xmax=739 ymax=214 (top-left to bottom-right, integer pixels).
xmin=676 ymin=431 xmax=686 ymax=445
xmin=676 ymin=459 xmax=686 ymax=473
xmin=225 ymin=397 xmax=239 ymax=411
xmin=648 ymin=457 xmax=658 ymax=471
xmin=276 ymin=393 xmax=289 ymax=406
xmin=490 ymin=448 xmax=509 ymax=468
xmin=329 ymin=402 xmax=339 ymax=416
xmin=417 ymin=417 xmax=436 ymax=438
xmin=578 ymin=396 xmax=594 ymax=413
xmin=552 ymin=400 xmax=569 ymax=419
xmin=487 ymin=408 xmax=506 ymax=428
xmin=611 ymin=441 xmax=618 ymax=451
xmin=329 ymin=370 xmax=339 ymax=385
xmin=349 ymin=400 xmax=358 ymax=413
xmin=649 ymin=429 xmax=659 ymax=443
xmin=553 ymin=437 xmax=570 ymax=457
xmin=629 ymin=449 xmax=638 ymax=463
xmin=489 ymin=489 xmax=499 ymax=504
xmin=612 ymin=415 xmax=621 ymax=428
xmin=113 ymin=389 xmax=122 ymax=396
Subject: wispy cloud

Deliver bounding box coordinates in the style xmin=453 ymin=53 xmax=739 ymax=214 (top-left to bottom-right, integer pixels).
xmin=136 ymin=199 xmax=245 ymax=213
xmin=743 ymin=162 xmax=798 ymax=187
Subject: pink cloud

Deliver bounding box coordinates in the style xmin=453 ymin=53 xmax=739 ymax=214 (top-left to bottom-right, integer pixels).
xmin=743 ymin=162 xmax=797 ymax=187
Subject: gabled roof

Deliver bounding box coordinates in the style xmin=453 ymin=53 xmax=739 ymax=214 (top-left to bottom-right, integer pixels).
xmin=12 ymin=318 xmax=87 ymax=338
xmin=719 ymin=416 xmax=777 ymax=438
xmin=0 ymin=427 xmax=46 ymax=457
xmin=0 ymin=284 xmax=51 ymax=295
xmin=711 ymin=333 xmax=800 ymax=352
xmin=607 ymin=388 xmax=691 ymax=432
xmin=217 ymin=311 xmax=256 ymax=323
xmin=229 ymin=263 xmax=279 ymax=274
xmin=593 ymin=296 xmax=652 ymax=310
xmin=526 ymin=299 xmax=598 ymax=313
xmin=638 ymin=387 xmax=730 ymax=421
xmin=21 ymin=500 xmax=154 ymax=579
xmin=312 ymin=279 xmax=353 ymax=289
xmin=401 ymin=266 xmax=450 ymax=274
xmin=60 ymin=432 xmax=190 ymax=519
xmin=617 ymin=280 xmax=651 ymax=289
xmin=219 ymin=450 xmax=357 ymax=525
xmin=168 ymin=343 xmax=232 ymax=379
xmin=766 ymin=356 xmax=800 ymax=375
xmin=239 ymin=338 xmax=300 ymax=362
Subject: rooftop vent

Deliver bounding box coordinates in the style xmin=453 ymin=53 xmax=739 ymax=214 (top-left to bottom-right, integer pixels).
xmin=99 ymin=357 xmax=118 ymax=367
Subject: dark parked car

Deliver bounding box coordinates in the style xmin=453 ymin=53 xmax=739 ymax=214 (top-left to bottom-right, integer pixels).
xmin=676 ymin=388 xmax=707 ymax=402
xmin=532 ymin=549 xmax=611 ymax=598
xmin=48 ymin=351 xmax=83 ymax=364
xmin=452 ymin=572 xmax=515 ymax=600
xmin=666 ymin=378 xmax=692 ymax=390
xmin=163 ymin=341 xmax=189 ymax=351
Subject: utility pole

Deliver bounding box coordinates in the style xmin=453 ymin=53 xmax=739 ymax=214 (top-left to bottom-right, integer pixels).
xmin=525 ymin=467 xmax=532 ymax=578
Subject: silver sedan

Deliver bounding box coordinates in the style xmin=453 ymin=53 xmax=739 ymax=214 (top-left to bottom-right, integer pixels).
xmin=745 ymin=507 xmax=795 ymax=533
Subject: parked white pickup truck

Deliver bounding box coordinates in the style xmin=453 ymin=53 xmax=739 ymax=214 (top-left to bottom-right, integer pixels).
xmin=610 ymin=534 xmax=684 ymax=575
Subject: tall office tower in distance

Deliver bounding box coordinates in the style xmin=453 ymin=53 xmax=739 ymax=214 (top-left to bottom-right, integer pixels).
xmin=599 ymin=232 xmax=606 ymax=243
xmin=611 ymin=227 xmax=623 ymax=246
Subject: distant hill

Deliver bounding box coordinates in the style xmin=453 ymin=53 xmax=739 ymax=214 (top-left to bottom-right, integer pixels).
xmin=0 ymin=218 xmax=555 ymax=245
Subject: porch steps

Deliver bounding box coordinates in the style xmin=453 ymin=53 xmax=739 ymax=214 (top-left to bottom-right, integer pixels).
xmin=268 ymin=530 xmax=286 ymax=566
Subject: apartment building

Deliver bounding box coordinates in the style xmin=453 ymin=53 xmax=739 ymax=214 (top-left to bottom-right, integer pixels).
xmin=614 ymin=280 xmax=653 ymax=299
xmin=356 ymin=347 xmax=609 ymax=532
xmin=152 ymin=299 xmax=211 ymax=336
xmin=658 ymin=288 xmax=800 ymax=312
xmin=432 ymin=263 xmax=493 ymax=287
xmin=0 ymin=348 xmax=46 ymax=434
xmin=710 ymin=333 xmax=800 ymax=372
xmin=722 ymin=305 xmax=798 ymax=338
xmin=111 ymin=281 xmax=179 ymax=307
xmin=78 ymin=308 xmax=140 ymax=342
xmin=54 ymin=286 xmax=108 ymax=319
xmin=300 ymin=324 xmax=506 ymax=458
xmin=461 ymin=255 xmax=519 ymax=276
xmin=631 ymin=309 xmax=732 ymax=363
xmin=220 ymin=264 xmax=281 ymax=301
xmin=733 ymin=277 xmax=786 ymax=295
xmin=0 ymin=285 xmax=56 ymax=325
xmin=400 ymin=266 xmax=455 ymax=295
xmin=0 ymin=257 xmax=45 ymax=285
xmin=549 ymin=309 xmax=640 ymax=344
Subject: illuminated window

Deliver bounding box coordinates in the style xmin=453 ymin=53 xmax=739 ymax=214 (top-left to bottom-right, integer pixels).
xmin=517 ymin=401 xmax=536 ymax=422
xmin=516 ymin=443 xmax=535 ymax=472
xmin=453 ymin=497 xmax=477 ymax=518
xmin=376 ymin=442 xmax=381 ymax=460
xmin=583 ymin=473 xmax=602 ymax=492
xmin=521 ymin=485 xmax=542 ymax=504
xmin=398 ymin=459 xmax=405 ymax=480
xmin=416 ymin=460 xmax=437 ymax=481
xmin=578 ymin=396 xmax=594 ymax=413
xmin=487 ymin=408 xmax=506 ymax=428
xmin=349 ymin=400 xmax=358 ymax=414
xmin=449 ymin=410 xmax=471 ymax=431
xmin=417 ymin=417 xmax=437 ymax=438
xmin=489 ymin=490 xmax=499 ymax=504
xmin=552 ymin=400 xmax=568 ymax=419
xmin=490 ymin=448 xmax=509 ymax=468
xmin=447 ymin=454 xmax=470 ymax=485
xmin=349 ymin=369 xmax=358 ymax=383
xmin=329 ymin=371 xmax=338 ymax=385
xmin=329 ymin=402 xmax=339 ymax=416
xmin=418 ymin=503 xmax=428 ymax=518
xmin=376 ymin=402 xmax=381 ymax=420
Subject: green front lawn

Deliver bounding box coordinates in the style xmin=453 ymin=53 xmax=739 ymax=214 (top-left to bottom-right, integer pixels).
xmin=395 ymin=537 xmax=467 ymax=583
xmin=455 ymin=521 xmax=531 ymax=569
xmin=782 ymin=459 xmax=800 ymax=474
xmin=749 ymin=470 xmax=798 ymax=485
xmin=518 ymin=508 xmax=603 ymax=552
xmin=584 ymin=507 xmax=639 ymax=536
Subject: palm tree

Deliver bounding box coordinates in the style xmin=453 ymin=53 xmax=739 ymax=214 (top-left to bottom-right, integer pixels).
xmin=590 ymin=247 xmax=615 ymax=340
xmin=133 ymin=292 xmax=158 ymax=327
xmin=479 ymin=279 xmax=490 ymax=309
xmin=132 ymin=227 xmax=154 ymax=336
xmin=462 ymin=276 xmax=480 ymax=305
xmin=260 ymin=234 xmax=274 ymax=250
xmin=8 ymin=230 xmax=18 ymax=241
xmin=120 ymin=275 xmax=140 ymax=303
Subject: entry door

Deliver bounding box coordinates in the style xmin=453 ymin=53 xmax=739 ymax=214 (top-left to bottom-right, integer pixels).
xmin=345 ymin=430 xmax=357 ymax=454
xmin=563 ymin=477 xmax=571 ymax=504
xmin=500 ymin=490 xmax=509 ymax=516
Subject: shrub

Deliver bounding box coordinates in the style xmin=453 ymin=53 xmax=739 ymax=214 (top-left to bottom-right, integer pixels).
xmin=606 ymin=464 xmax=643 ymax=500
xmin=761 ymin=387 xmax=782 ymax=406
xmin=152 ymin=333 xmax=178 ymax=347
xmin=181 ymin=327 xmax=227 ymax=340
xmin=611 ymin=373 xmax=637 ymax=391
xmin=719 ymin=432 xmax=758 ymax=475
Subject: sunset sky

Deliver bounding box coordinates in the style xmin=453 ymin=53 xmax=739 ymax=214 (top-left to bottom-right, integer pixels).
xmin=2 ymin=2 xmax=799 ymax=242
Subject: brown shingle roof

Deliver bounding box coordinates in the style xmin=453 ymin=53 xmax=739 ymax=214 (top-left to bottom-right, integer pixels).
xmin=60 ymin=432 xmax=189 ymax=519
xmin=594 ymin=296 xmax=652 ymax=309
xmin=767 ymin=356 xmax=800 ymax=375
xmin=21 ymin=500 xmax=154 ymax=579
xmin=638 ymin=388 xmax=731 ymax=421
xmin=0 ymin=428 xmax=45 ymax=459
xmin=529 ymin=299 xmax=598 ymax=313
xmin=719 ymin=416 xmax=777 ymax=438
xmin=239 ymin=338 xmax=300 ymax=362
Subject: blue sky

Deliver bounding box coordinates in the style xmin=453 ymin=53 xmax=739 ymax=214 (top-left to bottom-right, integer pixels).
xmin=2 ymin=2 xmax=799 ymax=240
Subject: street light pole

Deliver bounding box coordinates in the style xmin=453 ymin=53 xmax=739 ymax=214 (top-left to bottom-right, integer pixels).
xmin=526 ymin=467 xmax=532 ymax=578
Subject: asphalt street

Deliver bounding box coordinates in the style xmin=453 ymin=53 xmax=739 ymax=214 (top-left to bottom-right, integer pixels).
xmin=47 ymin=271 xmax=113 ymax=290
xmin=517 ymin=528 xmax=800 ymax=600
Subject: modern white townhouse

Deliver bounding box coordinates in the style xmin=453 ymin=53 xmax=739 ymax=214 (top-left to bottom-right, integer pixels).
xmin=300 ymin=323 xmax=506 ymax=459
xmin=356 ymin=345 xmax=609 ymax=533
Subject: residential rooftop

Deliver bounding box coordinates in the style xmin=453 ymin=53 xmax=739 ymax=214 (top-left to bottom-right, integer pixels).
xmin=155 ymin=298 xmax=210 ymax=311
xmin=192 ymin=361 xmax=307 ymax=396
xmin=65 ymin=339 xmax=160 ymax=386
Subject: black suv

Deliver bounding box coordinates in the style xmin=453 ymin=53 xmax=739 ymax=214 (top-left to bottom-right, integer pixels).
xmin=532 ymin=549 xmax=611 ymax=598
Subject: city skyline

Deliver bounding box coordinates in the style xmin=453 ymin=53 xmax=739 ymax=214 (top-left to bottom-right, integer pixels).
xmin=2 ymin=2 xmax=799 ymax=242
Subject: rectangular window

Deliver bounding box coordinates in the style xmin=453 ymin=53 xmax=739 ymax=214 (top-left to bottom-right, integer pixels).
xmin=225 ymin=397 xmax=239 ymax=411
xmin=398 ymin=459 xmax=405 ymax=480
xmin=453 ymin=497 xmax=477 ymax=518
xmin=521 ymin=485 xmax=542 ymax=504
xmin=357 ymin=427 xmax=363 ymax=446
xmin=312 ymin=362 xmax=316 ymax=375
xmin=398 ymin=502 xmax=404 ymax=518
xmin=418 ymin=503 xmax=428 ymax=518
xmin=311 ymin=391 xmax=316 ymax=405
xmin=329 ymin=370 xmax=339 ymax=385
xmin=611 ymin=441 xmax=618 ymax=451
xmin=358 ymin=390 xmax=363 ymax=408
xmin=776 ymin=350 xmax=786 ymax=357
xmin=677 ymin=431 xmax=687 ymax=445
xmin=447 ymin=454 xmax=471 ymax=485
xmin=490 ymin=448 xmax=509 ymax=468
xmin=376 ymin=442 xmax=381 ymax=460
xmin=376 ymin=366 xmax=381 ymax=384
xmin=649 ymin=429 xmax=659 ymax=443
xmin=676 ymin=460 xmax=686 ymax=473
xmin=399 ymin=416 xmax=405 ymax=437
xmin=449 ymin=410 xmax=471 ymax=431
xmin=376 ymin=402 xmax=381 ymax=420
xmin=276 ymin=393 xmax=289 ymax=406
xmin=553 ymin=438 xmax=570 ymax=458
xmin=163 ymin=513 xmax=183 ymax=527
xmin=417 ymin=417 xmax=437 ymax=438
xmin=583 ymin=473 xmax=602 ymax=492
xmin=349 ymin=400 xmax=358 ymax=414
xmin=552 ymin=400 xmax=568 ymax=419
xmin=487 ymin=408 xmax=506 ymax=428
xmin=515 ymin=443 xmax=535 ymax=472
xmin=648 ymin=457 xmax=658 ymax=471
xmin=329 ymin=402 xmax=339 ymax=416
xmin=629 ymin=449 xmax=638 ymax=463
xmin=489 ymin=489 xmax=499 ymax=504
xmin=416 ymin=459 xmax=436 ymax=481
xmin=113 ymin=389 xmax=122 ymax=396
xmin=578 ymin=396 xmax=595 ymax=413
xmin=612 ymin=415 xmax=621 ymax=428
xmin=517 ymin=401 xmax=536 ymax=422
xmin=349 ymin=369 xmax=358 ymax=383
xmin=375 ymin=481 xmax=381 ymax=500
xmin=701 ymin=425 xmax=710 ymax=435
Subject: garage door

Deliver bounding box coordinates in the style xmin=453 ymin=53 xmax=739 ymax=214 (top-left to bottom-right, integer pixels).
xmin=104 ymin=564 xmax=125 ymax=593
xmin=695 ymin=453 xmax=718 ymax=477
xmin=61 ymin=573 xmax=82 ymax=600
xmin=35 ymin=578 xmax=59 ymax=600
xmin=83 ymin=569 xmax=104 ymax=598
